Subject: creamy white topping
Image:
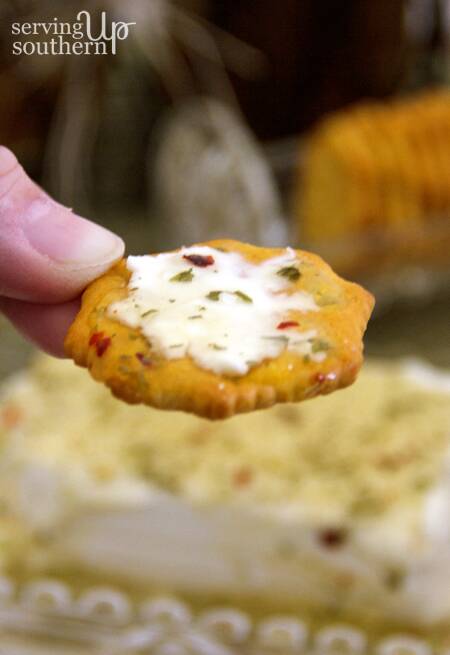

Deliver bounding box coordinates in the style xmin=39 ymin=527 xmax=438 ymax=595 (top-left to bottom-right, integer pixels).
xmin=109 ymin=246 xmax=325 ymax=375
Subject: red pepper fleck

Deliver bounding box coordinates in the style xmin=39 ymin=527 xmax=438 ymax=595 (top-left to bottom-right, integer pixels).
xmin=1 ymin=404 xmax=23 ymax=429
xmin=183 ymin=254 xmax=215 ymax=267
xmin=96 ymin=338 xmax=111 ymax=357
xmin=89 ymin=331 xmax=111 ymax=357
xmin=89 ymin=331 xmax=104 ymax=346
xmin=136 ymin=352 xmax=152 ymax=367
xmin=277 ymin=321 xmax=299 ymax=330
xmin=96 ymin=337 xmax=111 ymax=357
xmin=233 ymin=467 xmax=253 ymax=488
xmin=318 ymin=527 xmax=348 ymax=549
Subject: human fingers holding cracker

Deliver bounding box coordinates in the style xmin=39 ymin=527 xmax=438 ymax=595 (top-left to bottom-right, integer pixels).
xmin=0 ymin=146 xmax=374 ymax=420
xmin=0 ymin=146 xmax=124 ymax=356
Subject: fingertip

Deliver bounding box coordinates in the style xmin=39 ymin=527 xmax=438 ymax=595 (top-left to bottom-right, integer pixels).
xmin=0 ymin=148 xmax=125 ymax=303
xmin=0 ymin=146 xmax=18 ymax=176
xmin=0 ymin=297 xmax=80 ymax=358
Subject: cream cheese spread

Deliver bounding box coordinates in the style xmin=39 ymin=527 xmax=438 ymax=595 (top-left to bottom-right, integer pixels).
xmin=109 ymin=246 xmax=323 ymax=375
xmin=1 ymin=355 xmax=450 ymax=629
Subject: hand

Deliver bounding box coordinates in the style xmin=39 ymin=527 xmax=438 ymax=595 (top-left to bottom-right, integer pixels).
xmin=0 ymin=146 xmax=125 ymax=357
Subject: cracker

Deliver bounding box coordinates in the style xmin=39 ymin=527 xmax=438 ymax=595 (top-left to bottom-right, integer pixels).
xmin=298 ymin=89 xmax=450 ymax=276
xmin=65 ymin=240 xmax=374 ymax=419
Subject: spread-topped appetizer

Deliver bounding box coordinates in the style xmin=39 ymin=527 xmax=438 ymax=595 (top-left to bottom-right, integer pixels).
xmin=65 ymin=239 xmax=374 ymax=419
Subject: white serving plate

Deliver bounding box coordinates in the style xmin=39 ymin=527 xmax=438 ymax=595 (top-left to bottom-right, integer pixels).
xmin=0 ymin=577 xmax=444 ymax=654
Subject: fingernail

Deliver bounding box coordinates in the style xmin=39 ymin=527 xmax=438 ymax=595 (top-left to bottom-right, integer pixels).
xmin=24 ymin=197 xmax=124 ymax=268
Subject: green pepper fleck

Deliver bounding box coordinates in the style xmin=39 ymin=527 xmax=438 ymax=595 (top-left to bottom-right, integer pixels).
xmin=311 ymin=339 xmax=330 ymax=353
xmin=206 ymin=290 xmax=222 ymax=301
xmin=170 ymin=269 xmax=194 ymax=282
xmin=277 ymin=266 xmax=301 ymax=282
xmin=234 ymin=290 xmax=252 ymax=303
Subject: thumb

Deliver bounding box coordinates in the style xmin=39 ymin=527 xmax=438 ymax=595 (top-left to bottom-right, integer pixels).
xmin=0 ymin=146 xmax=124 ymax=303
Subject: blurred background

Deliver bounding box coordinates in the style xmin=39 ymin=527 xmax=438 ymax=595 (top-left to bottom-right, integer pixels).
xmin=0 ymin=0 xmax=449 ymax=371
xmin=0 ymin=3 xmax=449 ymax=651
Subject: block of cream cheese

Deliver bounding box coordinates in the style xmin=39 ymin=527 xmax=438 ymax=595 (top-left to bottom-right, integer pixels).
xmin=0 ymin=354 xmax=449 ymax=637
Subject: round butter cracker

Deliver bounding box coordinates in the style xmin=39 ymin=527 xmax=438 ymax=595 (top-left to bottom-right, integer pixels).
xmin=65 ymin=239 xmax=374 ymax=419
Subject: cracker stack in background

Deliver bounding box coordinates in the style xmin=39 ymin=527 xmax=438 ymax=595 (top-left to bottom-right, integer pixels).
xmin=297 ymin=89 xmax=450 ymax=276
